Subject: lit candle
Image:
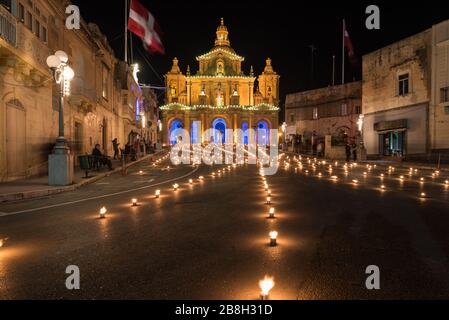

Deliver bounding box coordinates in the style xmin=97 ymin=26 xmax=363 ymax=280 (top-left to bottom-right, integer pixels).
xmin=132 ymin=198 xmax=138 ymax=206
xmin=352 ymin=179 xmax=359 ymax=184
xmin=267 ymin=190 xmax=272 ymax=196
xmin=99 ymin=206 xmax=107 ymax=218
xmin=259 ymin=276 xmax=275 ymax=300
xmin=173 ymin=183 xmax=179 ymax=191
xmin=380 ymin=185 xmax=386 ymax=190
xmin=269 ymin=231 xmax=278 ymax=247
xmin=420 ymin=177 xmax=425 ymax=183
xmin=420 ymin=192 xmax=426 ymax=198
xmin=268 ymin=207 xmax=275 ymax=219
xmin=139 ymin=170 xmax=143 ymax=174
xmin=189 ymin=179 xmax=193 ymax=184
xmin=155 ymin=190 xmax=160 ymax=198
xmin=266 ymin=196 xmax=271 ymax=204
xmin=445 ymin=180 xmax=449 ymax=185
xmin=199 ymin=176 xmax=204 ymax=180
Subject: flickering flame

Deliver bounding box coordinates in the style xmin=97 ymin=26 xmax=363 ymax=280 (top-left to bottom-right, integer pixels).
xmin=352 ymin=179 xmax=359 ymax=184
xmin=189 ymin=179 xmax=193 ymax=184
xmin=155 ymin=190 xmax=161 ymax=197
xmin=421 ymin=192 xmax=426 ymax=198
xmin=381 ymin=185 xmax=386 ymax=190
xmin=259 ymin=276 xmax=275 ymax=297
xmin=199 ymin=176 xmax=204 ymax=180
xmin=99 ymin=206 xmax=107 ymax=217
xmin=132 ymin=198 xmax=137 ymax=205
xmin=269 ymin=231 xmax=278 ymax=240
xmin=173 ymin=183 xmax=179 ymax=190
xmin=269 ymin=207 xmax=275 ymax=215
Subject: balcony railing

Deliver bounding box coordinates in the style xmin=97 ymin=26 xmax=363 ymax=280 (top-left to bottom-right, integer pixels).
xmin=0 ymin=4 xmax=17 ymax=47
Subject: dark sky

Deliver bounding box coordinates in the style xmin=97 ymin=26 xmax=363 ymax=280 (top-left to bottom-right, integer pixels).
xmin=72 ymin=0 xmax=448 ymax=111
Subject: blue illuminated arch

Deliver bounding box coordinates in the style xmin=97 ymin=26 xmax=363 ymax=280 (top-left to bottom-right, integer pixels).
xmin=257 ymin=120 xmax=270 ymax=145
xmin=212 ymin=118 xmax=227 ymax=144
xmin=242 ymin=121 xmax=249 ymax=145
xmin=169 ymin=119 xmax=184 ymax=145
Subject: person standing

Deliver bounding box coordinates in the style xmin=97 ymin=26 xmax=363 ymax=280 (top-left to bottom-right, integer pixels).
xmin=345 ymin=143 xmax=351 ymax=163
xmin=112 ymin=138 xmax=120 ymax=160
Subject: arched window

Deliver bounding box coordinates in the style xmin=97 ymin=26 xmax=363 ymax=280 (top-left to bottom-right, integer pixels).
xmin=242 ymin=121 xmax=249 ymax=145
xmin=212 ymin=118 xmax=227 ymax=144
xmin=257 ymin=120 xmax=270 ymax=145
xmin=169 ymin=119 xmax=184 ymax=145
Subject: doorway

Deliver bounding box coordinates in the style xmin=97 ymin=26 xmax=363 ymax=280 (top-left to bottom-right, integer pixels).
xmin=379 ymin=130 xmax=406 ymax=157
xmin=6 ymin=102 xmax=26 ymax=179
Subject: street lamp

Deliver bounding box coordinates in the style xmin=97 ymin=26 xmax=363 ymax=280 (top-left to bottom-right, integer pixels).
xmin=46 ymin=51 xmax=75 ymax=186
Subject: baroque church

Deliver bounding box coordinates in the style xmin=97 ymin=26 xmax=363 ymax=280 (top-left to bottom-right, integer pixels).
xmin=161 ymin=18 xmax=280 ymax=145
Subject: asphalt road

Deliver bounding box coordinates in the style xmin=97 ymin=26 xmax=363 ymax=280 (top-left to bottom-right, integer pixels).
xmin=0 ymin=154 xmax=449 ymax=299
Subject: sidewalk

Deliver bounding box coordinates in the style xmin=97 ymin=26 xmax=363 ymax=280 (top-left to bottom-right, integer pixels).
xmin=0 ymin=151 xmax=166 ymax=203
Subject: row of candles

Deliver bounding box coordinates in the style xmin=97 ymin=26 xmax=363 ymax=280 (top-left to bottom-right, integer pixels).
xmin=258 ymin=169 xmax=277 ymax=300
xmin=284 ymin=154 xmax=449 ymax=199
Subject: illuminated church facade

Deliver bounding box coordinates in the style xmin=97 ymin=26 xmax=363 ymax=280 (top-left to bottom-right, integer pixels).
xmin=161 ymin=18 xmax=280 ymax=145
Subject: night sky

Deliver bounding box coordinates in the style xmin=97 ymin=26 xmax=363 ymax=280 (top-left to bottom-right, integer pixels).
xmin=72 ymin=0 xmax=448 ymax=117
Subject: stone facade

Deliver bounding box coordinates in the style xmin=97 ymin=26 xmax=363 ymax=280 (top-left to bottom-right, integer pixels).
xmin=285 ymin=81 xmax=362 ymax=147
xmin=0 ymin=0 xmax=156 ymax=181
xmin=430 ymin=20 xmax=449 ymax=153
xmin=362 ymin=29 xmax=431 ymax=158
xmin=161 ymin=18 xmax=279 ymax=145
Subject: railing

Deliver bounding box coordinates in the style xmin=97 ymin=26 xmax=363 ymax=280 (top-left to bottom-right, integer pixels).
xmin=0 ymin=4 xmax=17 ymax=47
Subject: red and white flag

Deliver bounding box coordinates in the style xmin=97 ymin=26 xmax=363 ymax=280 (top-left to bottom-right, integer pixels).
xmin=343 ymin=21 xmax=357 ymax=66
xmin=128 ymin=0 xmax=165 ymax=55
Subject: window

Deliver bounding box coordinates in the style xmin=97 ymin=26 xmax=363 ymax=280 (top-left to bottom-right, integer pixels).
xmin=289 ymin=114 xmax=295 ymax=123
xmin=445 ymin=106 xmax=449 ymax=115
xmin=341 ymin=103 xmax=348 ymax=116
xmin=312 ymin=107 xmax=318 ymax=120
xmin=25 ymin=11 xmax=32 ymax=29
xmin=355 ymin=106 xmax=362 ymax=114
xmin=41 ymin=26 xmax=47 ymax=42
xmin=440 ymin=87 xmax=449 ymax=103
xmin=398 ymin=73 xmax=409 ymax=96
xmin=102 ymin=64 xmax=109 ymax=100
xmin=34 ymin=19 xmax=40 ymax=37
xmin=17 ymin=3 xmax=25 ymax=21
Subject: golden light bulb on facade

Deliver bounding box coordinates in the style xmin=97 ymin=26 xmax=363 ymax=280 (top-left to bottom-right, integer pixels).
xmin=99 ymin=206 xmax=107 ymax=218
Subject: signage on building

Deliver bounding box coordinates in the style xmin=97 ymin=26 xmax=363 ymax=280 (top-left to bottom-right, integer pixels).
xmin=374 ymin=119 xmax=408 ymax=131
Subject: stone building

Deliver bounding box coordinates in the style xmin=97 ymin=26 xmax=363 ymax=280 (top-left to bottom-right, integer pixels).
xmin=160 ymin=18 xmax=280 ymax=145
xmin=0 ymin=0 xmax=154 ymax=181
xmin=285 ymin=81 xmax=362 ymax=151
xmin=362 ymin=30 xmax=431 ymax=159
xmin=430 ymin=20 xmax=449 ymax=155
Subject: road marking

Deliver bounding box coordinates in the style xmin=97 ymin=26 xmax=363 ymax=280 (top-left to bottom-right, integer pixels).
xmin=1 ymin=167 xmax=200 ymax=217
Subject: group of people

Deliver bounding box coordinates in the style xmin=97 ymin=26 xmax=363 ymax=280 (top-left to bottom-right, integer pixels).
xmin=345 ymin=142 xmax=358 ymax=162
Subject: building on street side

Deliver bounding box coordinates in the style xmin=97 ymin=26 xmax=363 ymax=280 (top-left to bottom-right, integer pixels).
xmin=285 ymin=81 xmax=362 ymax=156
xmin=362 ymin=30 xmax=431 ymax=160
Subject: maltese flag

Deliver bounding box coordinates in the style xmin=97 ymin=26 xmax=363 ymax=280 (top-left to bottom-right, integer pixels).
xmin=128 ymin=0 xmax=165 ymax=54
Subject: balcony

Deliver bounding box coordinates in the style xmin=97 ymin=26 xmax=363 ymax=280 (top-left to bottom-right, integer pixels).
xmin=0 ymin=4 xmax=16 ymax=47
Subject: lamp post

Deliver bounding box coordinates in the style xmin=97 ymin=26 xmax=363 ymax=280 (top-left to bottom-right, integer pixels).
xmin=46 ymin=51 xmax=75 ymax=186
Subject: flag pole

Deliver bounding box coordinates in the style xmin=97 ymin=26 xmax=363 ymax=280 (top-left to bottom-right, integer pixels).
xmin=125 ymin=0 xmax=128 ymax=64
xmin=342 ymin=19 xmax=345 ymax=85
xmin=332 ymin=55 xmax=335 ymax=86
